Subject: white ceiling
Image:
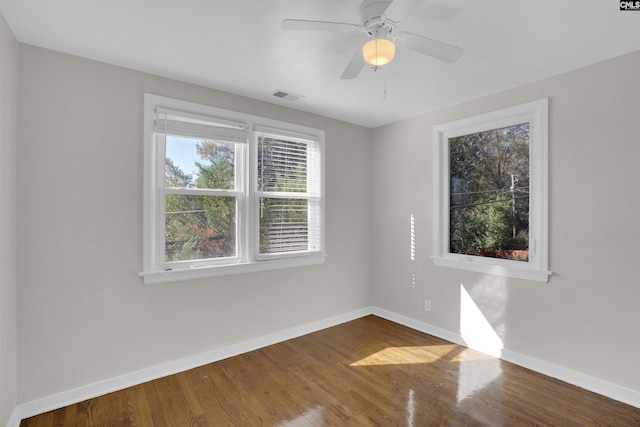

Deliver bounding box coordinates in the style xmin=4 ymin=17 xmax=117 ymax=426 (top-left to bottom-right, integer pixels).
xmin=1 ymin=0 xmax=639 ymax=128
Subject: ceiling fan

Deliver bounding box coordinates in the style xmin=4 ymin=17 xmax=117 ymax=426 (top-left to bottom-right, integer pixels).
xmin=282 ymin=0 xmax=464 ymax=79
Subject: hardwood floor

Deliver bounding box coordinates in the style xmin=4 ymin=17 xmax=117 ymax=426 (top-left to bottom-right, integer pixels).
xmin=21 ymin=316 xmax=640 ymax=426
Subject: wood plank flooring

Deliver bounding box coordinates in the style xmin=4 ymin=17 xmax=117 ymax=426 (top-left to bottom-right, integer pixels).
xmin=21 ymin=315 xmax=640 ymax=426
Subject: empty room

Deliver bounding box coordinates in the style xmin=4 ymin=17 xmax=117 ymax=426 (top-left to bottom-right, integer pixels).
xmin=1 ymin=1 xmax=639 ymax=426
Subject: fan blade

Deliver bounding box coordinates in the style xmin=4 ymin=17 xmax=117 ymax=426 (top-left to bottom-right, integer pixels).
xmin=282 ymin=19 xmax=361 ymax=33
xmin=382 ymin=0 xmax=426 ymax=23
xmin=395 ymin=31 xmax=464 ymax=63
xmin=341 ymin=48 xmax=366 ymax=79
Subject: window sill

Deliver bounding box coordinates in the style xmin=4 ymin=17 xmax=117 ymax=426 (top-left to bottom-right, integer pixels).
xmin=140 ymin=254 xmax=326 ymax=285
xmin=432 ymin=256 xmax=551 ymax=283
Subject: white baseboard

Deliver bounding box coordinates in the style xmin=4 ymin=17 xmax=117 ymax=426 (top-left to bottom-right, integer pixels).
xmin=371 ymin=306 xmax=467 ymax=347
xmin=372 ymin=306 xmax=640 ymax=409
xmin=16 ymin=307 xmax=372 ymax=421
xmin=4 ymin=407 xmax=20 ymax=427
xmin=13 ymin=305 xmax=639 ymax=424
xmin=499 ymin=348 xmax=640 ymax=409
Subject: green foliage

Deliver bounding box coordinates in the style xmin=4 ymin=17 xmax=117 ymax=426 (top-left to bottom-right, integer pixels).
xmin=165 ymin=158 xmax=192 ymax=187
xmin=164 ymin=140 xmax=236 ymax=262
xmin=165 ymin=135 xmax=312 ymax=261
xmin=449 ymin=123 xmax=530 ymax=260
xmin=482 ymin=199 xmax=514 ymax=249
xmin=257 ymin=136 xmax=307 ymax=193
xmin=195 ymin=141 xmax=235 ymax=190
xmin=194 ymin=141 xmax=236 ymax=258
xmin=257 ymin=136 xmax=309 ymax=254
xmin=259 ymin=197 xmax=308 ymax=254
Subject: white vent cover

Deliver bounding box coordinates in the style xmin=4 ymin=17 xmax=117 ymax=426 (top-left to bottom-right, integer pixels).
xmin=271 ymin=89 xmax=304 ymax=102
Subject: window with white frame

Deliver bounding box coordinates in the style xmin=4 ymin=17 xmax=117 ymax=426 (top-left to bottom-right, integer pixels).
xmin=141 ymin=94 xmax=324 ymax=284
xmin=432 ymin=98 xmax=550 ymax=282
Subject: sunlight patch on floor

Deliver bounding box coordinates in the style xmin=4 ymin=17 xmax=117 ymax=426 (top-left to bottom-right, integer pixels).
xmin=350 ymin=344 xmax=456 ymax=366
xmin=350 ymin=342 xmax=499 ymax=366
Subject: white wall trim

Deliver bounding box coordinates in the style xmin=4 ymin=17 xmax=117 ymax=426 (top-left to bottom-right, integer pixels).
xmin=371 ymin=307 xmax=466 ymax=347
xmin=431 ymin=98 xmax=550 ymax=283
xmin=14 ymin=306 xmax=639 ymax=424
xmin=372 ymin=307 xmax=640 ymax=409
xmin=16 ymin=307 xmax=372 ymax=421
xmin=499 ymin=348 xmax=640 ymax=409
xmin=4 ymin=407 xmax=20 ymax=427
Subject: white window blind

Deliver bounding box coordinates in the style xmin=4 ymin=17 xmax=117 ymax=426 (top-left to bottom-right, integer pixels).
xmin=155 ymin=107 xmax=247 ymax=143
xmin=256 ymin=129 xmax=322 ymax=258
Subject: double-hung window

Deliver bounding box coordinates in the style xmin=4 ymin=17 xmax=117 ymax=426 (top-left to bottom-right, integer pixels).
xmin=141 ymin=94 xmax=324 ymax=284
xmin=256 ymin=128 xmax=323 ymax=259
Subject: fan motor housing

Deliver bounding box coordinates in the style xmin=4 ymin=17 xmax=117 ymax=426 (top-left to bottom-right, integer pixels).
xmin=360 ymin=0 xmax=393 ymax=29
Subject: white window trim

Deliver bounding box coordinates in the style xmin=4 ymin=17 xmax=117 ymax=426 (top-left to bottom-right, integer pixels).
xmin=432 ymin=98 xmax=551 ymax=282
xmin=140 ymin=94 xmax=325 ymax=285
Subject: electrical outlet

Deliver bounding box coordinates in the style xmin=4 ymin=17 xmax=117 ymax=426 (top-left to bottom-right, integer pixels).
xmin=424 ymin=299 xmax=432 ymax=312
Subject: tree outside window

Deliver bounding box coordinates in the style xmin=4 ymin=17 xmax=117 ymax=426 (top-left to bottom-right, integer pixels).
xmin=432 ymin=98 xmax=550 ymax=282
xmin=449 ymin=123 xmax=529 ymax=261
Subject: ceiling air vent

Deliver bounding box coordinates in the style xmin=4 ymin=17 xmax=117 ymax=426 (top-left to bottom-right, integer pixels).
xmin=271 ymin=89 xmax=304 ymax=102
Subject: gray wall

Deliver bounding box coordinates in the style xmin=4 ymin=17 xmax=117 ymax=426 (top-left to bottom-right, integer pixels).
xmin=9 ymin=28 xmax=640 ymax=412
xmin=371 ymin=51 xmax=640 ymax=392
xmin=17 ymin=44 xmax=372 ymax=402
xmin=0 ymin=11 xmax=18 ymax=427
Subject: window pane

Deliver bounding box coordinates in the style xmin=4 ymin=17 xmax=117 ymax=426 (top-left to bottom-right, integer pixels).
xmin=166 ymin=136 xmax=235 ymax=190
xmin=260 ymin=198 xmax=309 ymax=254
xmin=258 ymin=136 xmax=307 ymax=192
xmin=449 ymin=123 xmax=529 ymax=261
xmin=165 ymin=194 xmax=236 ymax=262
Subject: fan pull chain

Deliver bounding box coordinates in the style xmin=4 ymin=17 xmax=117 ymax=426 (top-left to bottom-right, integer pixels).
xmin=383 ymin=67 xmax=388 ymax=99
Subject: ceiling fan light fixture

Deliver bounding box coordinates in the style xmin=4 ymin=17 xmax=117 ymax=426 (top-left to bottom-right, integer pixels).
xmin=362 ymin=38 xmax=395 ymax=67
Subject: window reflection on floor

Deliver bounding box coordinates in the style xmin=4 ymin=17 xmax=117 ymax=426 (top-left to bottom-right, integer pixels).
xmin=276 ymin=405 xmax=324 ymax=427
